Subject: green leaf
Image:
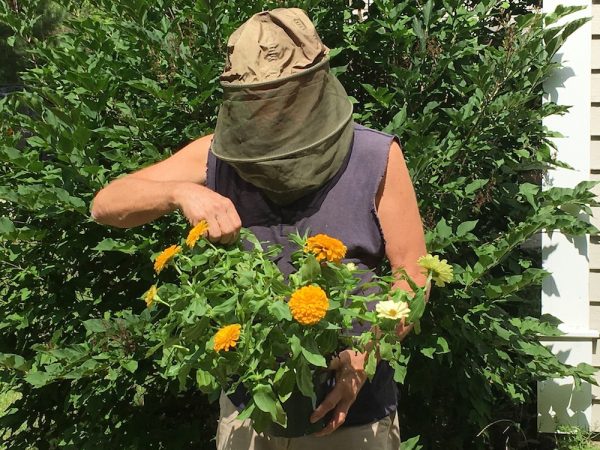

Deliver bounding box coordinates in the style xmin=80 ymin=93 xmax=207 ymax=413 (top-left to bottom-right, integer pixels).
xmin=297 ymin=254 xmax=321 ymax=283
xmin=295 ymin=361 xmax=315 ymax=402
xmin=365 ymin=350 xmax=377 ymax=379
xmin=412 ymin=17 xmax=426 ymax=51
xmin=269 ymin=301 xmax=292 ymax=321
xmin=93 ymin=238 xmax=138 ymax=254
xmin=120 ymin=360 xmax=138 ymax=373
xmin=436 ymin=337 xmax=450 ymax=354
xmin=275 ymin=367 xmax=296 ymax=403
xmin=25 ymin=371 xmax=52 ymax=388
xmin=401 ymin=436 xmax=423 ymax=450
xmin=0 ymin=217 xmax=16 ymax=237
xmin=0 ymin=353 xmax=30 ymax=371
xmin=465 ymin=179 xmax=488 ymax=195
xmin=407 ymin=291 xmax=426 ymax=323
xmin=196 ymin=370 xmax=217 ymax=393
xmin=301 ymin=346 xmax=327 ymax=368
xmin=434 ymin=218 xmax=452 ymax=239
xmin=420 ymin=347 xmax=435 ymax=358
xmin=252 ymin=384 xmax=278 ymax=420
xmin=379 ymin=340 xmax=393 ymax=361
xmin=391 ymin=361 xmax=407 ymax=384
xmin=290 ymin=335 xmax=302 ymax=360
xmin=519 ymin=183 xmax=540 ymax=208
xmin=456 ymin=220 xmax=478 ymax=237
xmin=83 ymin=319 xmax=107 ymax=333
xmin=236 ymin=403 xmax=256 ymax=421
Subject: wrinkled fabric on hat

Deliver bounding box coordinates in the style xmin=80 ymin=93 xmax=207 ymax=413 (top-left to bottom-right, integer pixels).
xmin=212 ymin=8 xmax=354 ymax=205
xmin=221 ymin=8 xmax=329 ymax=84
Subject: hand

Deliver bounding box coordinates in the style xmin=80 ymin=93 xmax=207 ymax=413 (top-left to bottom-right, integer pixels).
xmin=173 ymin=182 xmax=242 ymax=244
xmin=395 ymin=317 xmax=413 ymax=341
xmin=309 ymin=349 xmax=368 ymax=436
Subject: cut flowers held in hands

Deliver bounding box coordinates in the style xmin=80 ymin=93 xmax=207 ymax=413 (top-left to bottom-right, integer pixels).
xmin=143 ymin=222 xmax=452 ymax=434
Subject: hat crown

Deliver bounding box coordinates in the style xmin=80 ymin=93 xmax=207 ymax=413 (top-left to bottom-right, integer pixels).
xmin=221 ymin=8 xmax=329 ymax=84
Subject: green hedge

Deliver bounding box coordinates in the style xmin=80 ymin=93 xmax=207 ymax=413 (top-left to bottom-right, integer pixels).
xmin=0 ymin=0 xmax=597 ymax=448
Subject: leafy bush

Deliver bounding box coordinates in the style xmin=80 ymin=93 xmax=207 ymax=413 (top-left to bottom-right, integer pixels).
xmin=0 ymin=0 xmax=597 ymax=448
xmin=0 ymin=0 xmax=65 ymax=87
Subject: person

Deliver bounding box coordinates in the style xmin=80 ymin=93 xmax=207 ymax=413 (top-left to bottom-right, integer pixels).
xmin=91 ymin=8 xmax=427 ymax=450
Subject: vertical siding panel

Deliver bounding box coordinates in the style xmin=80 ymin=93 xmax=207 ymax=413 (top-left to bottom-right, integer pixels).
xmin=592 ymin=74 xmax=600 ymax=102
xmin=591 ymin=0 xmax=600 ymax=431
xmin=592 ymin=107 xmax=600 ymax=136
xmin=591 ymin=139 xmax=600 ymax=168
xmin=590 ymin=274 xmax=600 ymax=300
xmin=593 ymin=4 xmax=600 ymax=34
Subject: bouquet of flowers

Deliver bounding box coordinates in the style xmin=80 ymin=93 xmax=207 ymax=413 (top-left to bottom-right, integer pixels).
xmin=143 ymin=221 xmax=452 ymax=435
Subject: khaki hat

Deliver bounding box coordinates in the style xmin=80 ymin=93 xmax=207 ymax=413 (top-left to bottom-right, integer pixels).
xmin=221 ymin=8 xmax=329 ymax=84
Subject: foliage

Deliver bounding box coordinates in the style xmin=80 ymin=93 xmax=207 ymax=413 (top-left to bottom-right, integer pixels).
xmin=0 ymin=0 xmax=65 ymax=86
xmin=0 ymin=0 xmax=597 ymax=449
xmin=555 ymin=425 xmax=600 ymax=450
xmin=122 ymin=229 xmax=432 ymax=434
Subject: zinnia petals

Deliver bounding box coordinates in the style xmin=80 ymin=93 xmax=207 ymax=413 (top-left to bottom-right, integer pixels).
xmin=375 ymin=300 xmax=410 ymax=320
xmin=154 ymin=244 xmax=182 ymax=274
xmin=186 ymin=220 xmax=209 ymax=248
xmin=288 ymin=285 xmax=329 ymax=325
xmin=304 ymin=234 xmax=347 ymax=263
xmin=417 ymin=254 xmax=453 ymax=287
xmin=144 ymin=285 xmax=157 ymax=308
xmin=213 ymin=324 xmax=242 ymax=352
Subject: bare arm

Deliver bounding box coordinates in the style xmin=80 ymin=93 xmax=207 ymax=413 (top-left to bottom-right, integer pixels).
xmin=91 ymin=134 xmax=241 ymax=243
xmin=377 ymin=140 xmax=428 ymax=290
xmin=377 ymin=140 xmax=428 ymax=340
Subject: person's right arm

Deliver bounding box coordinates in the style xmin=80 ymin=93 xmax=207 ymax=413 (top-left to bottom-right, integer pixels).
xmin=90 ymin=134 xmax=241 ymax=244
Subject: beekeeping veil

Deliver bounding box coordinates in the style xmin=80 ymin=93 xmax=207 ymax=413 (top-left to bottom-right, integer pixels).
xmin=211 ymin=8 xmax=354 ymax=205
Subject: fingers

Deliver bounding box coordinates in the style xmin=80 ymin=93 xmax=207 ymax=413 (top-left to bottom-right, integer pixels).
xmin=395 ymin=317 xmax=413 ymax=341
xmin=313 ymin=406 xmax=349 ymax=437
xmin=179 ymin=185 xmax=241 ymax=245
xmin=311 ymin=349 xmax=369 ymax=437
xmin=310 ymin=389 xmax=341 ymax=424
xmin=214 ymin=204 xmax=241 ymax=245
xmin=309 ymin=385 xmax=352 ymax=437
xmin=204 ymin=197 xmax=239 ymax=245
xmin=224 ymin=205 xmax=242 ymax=243
xmin=205 ymin=213 xmax=224 ymax=244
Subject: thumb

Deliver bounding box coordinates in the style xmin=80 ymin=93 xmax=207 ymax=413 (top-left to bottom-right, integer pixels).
xmin=328 ymin=355 xmax=341 ymax=371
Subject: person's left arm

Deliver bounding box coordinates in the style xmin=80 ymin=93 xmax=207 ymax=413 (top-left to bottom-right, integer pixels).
xmin=310 ymin=140 xmax=428 ymax=436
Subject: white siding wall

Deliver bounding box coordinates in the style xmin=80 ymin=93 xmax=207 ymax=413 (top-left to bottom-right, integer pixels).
xmin=539 ymin=0 xmax=595 ymax=433
xmin=589 ymin=0 xmax=600 ymax=431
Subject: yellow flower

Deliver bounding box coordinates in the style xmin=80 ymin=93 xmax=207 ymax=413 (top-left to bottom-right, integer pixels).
xmin=213 ymin=324 xmax=242 ymax=352
xmin=304 ymin=234 xmax=347 ymax=263
xmin=186 ymin=220 xmax=209 ymax=248
xmin=153 ymin=244 xmax=182 ymax=274
xmin=417 ymin=254 xmax=454 ymax=287
xmin=375 ymin=300 xmax=410 ymax=320
xmin=144 ymin=285 xmax=157 ymax=308
xmin=288 ymin=285 xmax=329 ymax=325
xmin=346 ymin=262 xmax=357 ymax=272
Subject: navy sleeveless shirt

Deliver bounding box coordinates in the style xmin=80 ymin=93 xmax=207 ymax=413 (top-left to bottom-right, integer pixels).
xmin=206 ymin=123 xmax=398 ymax=426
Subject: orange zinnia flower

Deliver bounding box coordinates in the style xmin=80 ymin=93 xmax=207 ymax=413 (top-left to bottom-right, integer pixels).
xmin=186 ymin=220 xmax=209 ymax=248
xmin=213 ymin=324 xmax=242 ymax=352
xmin=288 ymin=285 xmax=329 ymax=326
xmin=153 ymin=244 xmax=182 ymax=274
xmin=304 ymin=234 xmax=347 ymax=263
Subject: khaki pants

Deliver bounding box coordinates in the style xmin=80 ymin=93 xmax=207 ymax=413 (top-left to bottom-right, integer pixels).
xmin=216 ymin=393 xmax=401 ymax=450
